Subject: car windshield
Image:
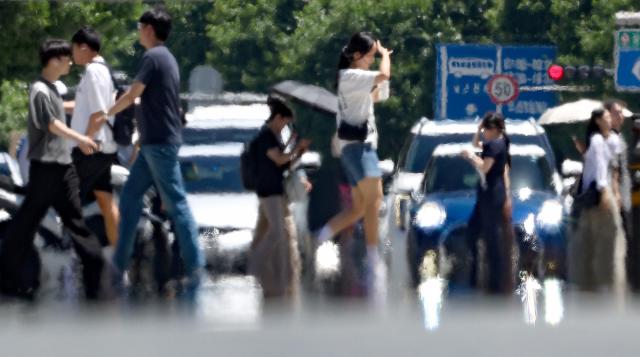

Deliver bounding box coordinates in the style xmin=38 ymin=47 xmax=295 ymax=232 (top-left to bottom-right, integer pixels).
xmin=182 ymin=125 xmax=292 ymax=146
xmin=423 ymin=155 xmax=553 ymax=194
xmin=182 ymin=127 xmax=260 ymax=146
xmin=404 ymin=133 xmax=552 ymax=174
xmin=179 ymin=155 xmax=245 ymax=194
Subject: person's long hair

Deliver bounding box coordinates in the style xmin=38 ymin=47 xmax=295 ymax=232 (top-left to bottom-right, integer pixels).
xmin=335 ymin=32 xmax=375 ymax=89
xmin=481 ymin=112 xmax=511 ymax=166
xmin=585 ymin=108 xmax=606 ymax=150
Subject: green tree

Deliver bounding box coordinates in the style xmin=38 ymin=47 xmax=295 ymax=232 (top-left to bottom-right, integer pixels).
xmin=164 ymin=1 xmax=216 ymax=90
xmin=0 ymin=1 xmax=143 ymax=149
xmin=0 ymin=1 xmax=143 ymax=82
xmin=498 ymin=0 xmax=553 ymax=43
xmin=0 ymin=80 xmax=29 ymax=150
xmin=204 ymin=0 xmax=303 ymax=92
xmin=2 ymin=0 xmax=640 ymax=154
xmin=548 ymin=0 xmax=640 ymax=102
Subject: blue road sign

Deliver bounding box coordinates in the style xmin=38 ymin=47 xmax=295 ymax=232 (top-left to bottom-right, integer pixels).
xmin=615 ymin=30 xmax=640 ymax=92
xmin=435 ymin=44 xmax=557 ymax=120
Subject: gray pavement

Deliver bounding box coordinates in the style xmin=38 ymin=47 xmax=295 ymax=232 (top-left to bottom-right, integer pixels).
xmin=1 ymin=220 xmax=639 ymax=356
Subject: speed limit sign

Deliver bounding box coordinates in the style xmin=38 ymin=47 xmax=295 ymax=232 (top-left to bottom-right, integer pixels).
xmin=486 ymin=74 xmax=519 ymax=104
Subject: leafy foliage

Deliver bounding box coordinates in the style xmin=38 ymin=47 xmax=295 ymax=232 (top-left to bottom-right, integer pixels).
xmin=1 ymin=1 xmax=640 ymax=156
xmin=0 ymin=80 xmax=29 ymax=149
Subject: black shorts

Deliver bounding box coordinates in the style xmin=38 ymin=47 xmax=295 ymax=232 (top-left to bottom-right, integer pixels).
xmin=72 ymin=148 xmax=116 ymax=201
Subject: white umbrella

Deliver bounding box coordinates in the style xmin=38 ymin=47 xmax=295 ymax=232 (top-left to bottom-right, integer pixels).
xmin=271 ymin=80 xmax=338 ymax=115
xmin=538 ymin=98 xmax=632 ymax=125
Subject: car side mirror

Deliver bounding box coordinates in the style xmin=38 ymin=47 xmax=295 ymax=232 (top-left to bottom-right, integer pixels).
xmin=410 ymin=188 xmax=424 ymax=203
xmin=379 ymin=159 xmax=395 ymax=178
xmin=561 ymin=159 xmax=583 ymax=177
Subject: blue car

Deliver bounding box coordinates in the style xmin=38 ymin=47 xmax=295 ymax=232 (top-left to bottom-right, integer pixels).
xmin=406 ymin=143 xmax=566 ymax=289
xmin=390 ymin=118 xmax=557 ymax=230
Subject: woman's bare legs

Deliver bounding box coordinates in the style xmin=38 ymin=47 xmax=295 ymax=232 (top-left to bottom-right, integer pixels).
xmin=360 ymin=177 xmax=383 ymax=247
xmin=325 ymin=186 xmax=365 ymax=235
xmin=320 ymin=177 xmax=383 ymax=244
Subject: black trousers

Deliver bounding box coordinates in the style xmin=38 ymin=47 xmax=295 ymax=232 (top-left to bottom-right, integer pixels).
xmin=71 ymin=148 xmax=116 ymax=203
xmin=466 ymin=199 xmax=506 ymax=293
xmin=0 ymin=160 xmax=104 ymax=299
xmin=622 ymin=209 xmax=639 ymax=290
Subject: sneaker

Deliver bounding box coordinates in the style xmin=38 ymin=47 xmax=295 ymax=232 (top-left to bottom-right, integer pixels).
xmin=365 ymin=258 xmax=388 ymax=304
xmin=314 ymin=241 xmax=341 ymax=279
xmin=105 ymin=263 xmax=127 ymax=300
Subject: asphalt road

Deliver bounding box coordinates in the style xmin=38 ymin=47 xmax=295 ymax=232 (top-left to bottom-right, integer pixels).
xmin=0 ymin=219 xmax=638 ymax=356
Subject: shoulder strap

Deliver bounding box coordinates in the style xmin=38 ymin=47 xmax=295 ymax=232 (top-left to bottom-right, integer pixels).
xmin=91 ymin=61 xmax=121 ymax=92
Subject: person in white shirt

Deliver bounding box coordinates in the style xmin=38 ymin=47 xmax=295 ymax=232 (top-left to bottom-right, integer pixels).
xmin=69 ymin=27 xmax=120 ymax=248
xmin=570 ymin=108 xmax=621 ymax=291
xmin=316 ymin=32 xmax=391 ymax=295
xmin=604 ymin=99 xmax=637 ymax=290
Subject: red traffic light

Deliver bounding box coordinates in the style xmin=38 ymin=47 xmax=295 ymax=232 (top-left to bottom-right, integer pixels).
xmin=547 ymin=64 xmax=610 ymax=81
xmin=547 ymin=64 xmax=564 ymax=81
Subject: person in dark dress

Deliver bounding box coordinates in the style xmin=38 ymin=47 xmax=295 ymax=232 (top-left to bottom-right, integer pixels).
xmin=462 ymin=112 xmax=511 ymax=293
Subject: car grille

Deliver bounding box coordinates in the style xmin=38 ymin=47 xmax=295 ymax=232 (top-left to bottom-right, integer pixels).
xmin=441 ymin=222 xmax=536 ymax=249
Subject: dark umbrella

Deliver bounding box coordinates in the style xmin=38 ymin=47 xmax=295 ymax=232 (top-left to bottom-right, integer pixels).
xmin=270 ymin=80 xmax=338 ymax=115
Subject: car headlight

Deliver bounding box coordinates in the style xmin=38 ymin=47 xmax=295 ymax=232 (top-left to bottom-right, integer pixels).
xmin=536 ymin=200 xmax=563 ymax=227
xmin=523 ymin=213 xmax=536 ymax=236
xmin=517 ymin=187 xmax=533 ymax=201
xmin=414 ymin=202 xmax=446 ymax=229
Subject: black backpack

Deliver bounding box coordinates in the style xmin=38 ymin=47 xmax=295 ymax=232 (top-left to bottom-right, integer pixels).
xmin=109 ymin=86 xmax=136 ymax=146
xmin=93 ymin=61 xmax=136 ymax=146
xmin=240 ymin=136 xmax=260 ymax=191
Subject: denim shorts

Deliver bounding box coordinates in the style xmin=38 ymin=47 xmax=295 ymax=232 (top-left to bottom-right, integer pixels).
xmin=340 ymin=142 xmax=381 ymax=187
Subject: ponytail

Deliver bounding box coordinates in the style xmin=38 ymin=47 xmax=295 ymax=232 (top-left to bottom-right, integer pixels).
xmin=335 ymin=32 xmax=375 ymax=89
xmin=335 ymin=49 xmax=352 ymax=89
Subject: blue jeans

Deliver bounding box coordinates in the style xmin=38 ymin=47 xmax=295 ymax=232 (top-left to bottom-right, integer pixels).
xmin=340 ymin=142 xmax=381 ymax=187
xmin=113 ymin=144 xmax=203 ymax=275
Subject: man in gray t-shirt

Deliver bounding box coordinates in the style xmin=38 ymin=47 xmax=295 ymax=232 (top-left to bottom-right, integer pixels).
xmin=0 ymin=39 xmax=104 ymax=300
xmin=27 ymin=79 xmax=72 ymax=164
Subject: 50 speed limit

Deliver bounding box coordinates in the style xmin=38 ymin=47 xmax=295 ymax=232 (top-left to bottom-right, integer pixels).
xmin=486 ymin=74 xmax=519 ymax=104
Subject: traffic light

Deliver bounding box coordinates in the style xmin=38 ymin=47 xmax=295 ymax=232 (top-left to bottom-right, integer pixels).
xmin=547 ymin=64 xmax=611 ymax=81
xmin=547 ymin=64 xmax=564 ymax=81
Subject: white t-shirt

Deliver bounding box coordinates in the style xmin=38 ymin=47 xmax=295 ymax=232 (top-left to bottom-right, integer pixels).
xmin=606 ymin=132 xmax=622 ymax=157
xmin=336 ymin=69 xmax=387 ymax=152
xmin=70 ymin=57 xmax=116 ymax=153
xmin=582 ymin=133 xmax=614 ymax=192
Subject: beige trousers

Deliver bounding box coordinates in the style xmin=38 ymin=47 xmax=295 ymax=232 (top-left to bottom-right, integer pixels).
xmin=249 ymin=195 xmax=300 ymax=297
xmin=569 ymin=188 xmax=621 ymax=291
